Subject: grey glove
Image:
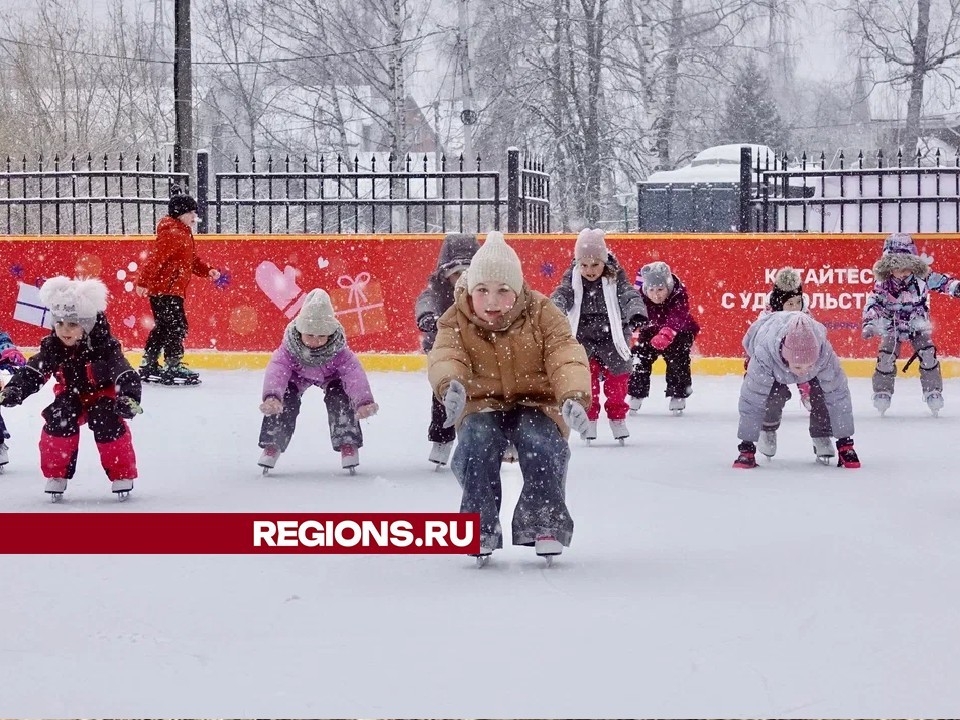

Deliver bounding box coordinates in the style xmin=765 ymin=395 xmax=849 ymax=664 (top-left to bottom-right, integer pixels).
xmin=561 ymin=398 xmax=590 ymax=435
xmin=862 ymin=318 xmax=891 ymax=339
xmin=441 ymin=380 xmax=467 ymax=428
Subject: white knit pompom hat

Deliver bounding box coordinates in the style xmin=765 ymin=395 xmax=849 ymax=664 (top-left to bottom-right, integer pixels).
xmin=39 ymin=276 xmax=108 ymax=334
xmin=466 ymin=231 xmax=524 ymax=294
xmin=294 ymin=289 xmax=342 ymax=336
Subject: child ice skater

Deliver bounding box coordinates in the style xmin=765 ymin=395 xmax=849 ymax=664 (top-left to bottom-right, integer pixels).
xmin=734 ymin=311 xmax=859 ymax=469
xmin=135 ymin=191 xmax=221 ymax=385
xmin=629 ymin=261 xmax=700 ymax=414
xmin=428 ymin=231 xmax=591 ymax=563
xmin=0 ymin=330 xmax=26 ymax=471
xmin=415 ymin=232 xmax=480 ymax=465
xmin=0 ymin=277 xmax=142 ymax=499
xmin=551 ymin=228 xmax=646 ymax=443
xmin=862 ymin=232 xmax=960 ymax=416
xmin=258 ymin=288 xmax=379 ymax=474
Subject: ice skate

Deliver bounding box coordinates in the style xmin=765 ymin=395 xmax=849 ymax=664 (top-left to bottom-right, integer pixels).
xmin=628 ymin=396 xmax=643 ymax=415
xmin=669 ymin=397 xmax=686 ymax=416
xmin=836 ymin=438 xmax=861 ymax=468
xmin=757 ymin=430 xmax=777 ymax=459
xmin=429 ymin=441 xmax=453 ymax=469
xmin=161 ymin=362 xmax=201 ymax=386
xmin=733 ymin=442 xmax=757 ymax=469
xmin=872 ymin=391 xmax=892 ymax=416
xmin=924 ymin=390 xmax=944 ymax=417
xmin=0 ymin=441 xmax=8 ymax=473
xmin=137 ymin=360 xmax=164 ymax=384
xmin=258 ymin=445 xmax=280 ymax=475
xmin=111 ymin=478 xmax=134 ymax=501
xmin=812 ymin=436 xmax=835 ymax=465
xmin=45 ymin=477 xmax=67 ymax=501
xmin=582 ymin=420 xmax=598 ymax=445
xmin=341 ymin=444 xmax=359 ymax=474
xmin=472 ymin=544 xmax=494 ymax=568
xmin=609 ymin=419 xmax=629 ymax=445
xmin=535 ymin=533 xmax=563 ymax=567
xmin=501 ymin=443 xmax=519 ymax=463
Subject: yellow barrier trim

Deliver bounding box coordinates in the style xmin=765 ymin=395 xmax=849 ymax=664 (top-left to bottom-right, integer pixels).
xmin=113 ymin=351 xmax=960 ymax=378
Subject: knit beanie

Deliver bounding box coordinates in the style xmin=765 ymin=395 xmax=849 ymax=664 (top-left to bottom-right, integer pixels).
xmin=769 ymin=267 xmax=803 ymax=311
xmin=168 ymin=194 xmax=198 ymax=218
xmin=781 ymin=313 xmax=821 ymax=366
xmin=882 ymin=232 xmax=919 ymax=256
xmin=39 ymin=276 xmax=108 ymax=334
xmin=466 ymin=231 xmax=524 ymax=294
xmin=294 ymin=289 xmax=342 ymax=336
xmin=574 ymin=228 xmax=608 ymax=262
xmin=640 ymin=261 xmax=675 ymax=292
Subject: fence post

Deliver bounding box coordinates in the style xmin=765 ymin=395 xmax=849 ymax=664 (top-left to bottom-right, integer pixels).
xmin=196 ymin=149 xmax=209 ymax=234
xmin=738 ymin=145 xmax=752 ymax=232
xmin=636 ymin=182 xmax=644 ymax=231
xmin=507 ymin=147 xmax=520 ymax=233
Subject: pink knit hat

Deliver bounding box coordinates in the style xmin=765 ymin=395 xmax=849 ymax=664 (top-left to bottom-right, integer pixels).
xmin=574 ymin=228 xmax=608 ymax=261
xmin=781 ymin=313 xmax=821 ymax=366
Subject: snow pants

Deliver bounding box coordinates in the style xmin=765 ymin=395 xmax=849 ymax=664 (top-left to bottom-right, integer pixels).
xmin=629 ymin=331 xmax=696 ymax=399
xmin=143 ymin=294 xmax=189 ymax=367
xmin=40 ymin=393 xmax=137 ymax=481
xmin=873 ymin=330 xmax=941 ymax=396
xmin=587 ymin=357 xmax=629 ymax=421
xmin=452 ymin=406 xmax=573 ymax=549
xmin=762 ymin=378 xmax=831 ymax=438
xmin=428 ymin=394 xmax=456 ymax=444
xmin=259 ymin=379 xmax=362 ymax=453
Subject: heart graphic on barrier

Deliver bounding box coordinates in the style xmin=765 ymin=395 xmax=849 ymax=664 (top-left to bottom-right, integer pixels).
xmin=123 ymin=315 xmax=137 ymax=328
xmin=317 ymin=256 xmax=330 ymax=269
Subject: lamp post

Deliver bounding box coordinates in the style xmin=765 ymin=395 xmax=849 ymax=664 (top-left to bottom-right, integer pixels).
xmin=615 ymin=192 xmax=632 ymax=232
xmin=173 ymin=0 xmax=193 ymax=182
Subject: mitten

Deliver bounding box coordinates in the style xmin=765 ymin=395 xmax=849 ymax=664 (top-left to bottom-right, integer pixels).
xmin=862 ymin=318 xmax=891 ymax=339
xmin=0 ymin=347 xmax=26 ymax=367
xmin=356 ymin=402 xmax=379 ymax=419
xmin=0 ymin=386 xmax=23 ymax=407
xmin=561 ymin=398 xmax=590 ymax=435
xmin=116 ymin=396 xmax=143 ymax=419
xmin=418 ymin=314 xmax=438 ymax=333
xmin=650 ymin=327 xmax=677 ymax=351
xmin=441 ymin=380 xmax=467 ymax=428
xmin=260 ymin=397 xmax=283 ymax=415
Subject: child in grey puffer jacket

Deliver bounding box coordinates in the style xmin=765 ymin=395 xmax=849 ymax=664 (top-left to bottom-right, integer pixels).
xmin=415 ymin=233 xmax=480 ymax=466
xmin=734 ymin=311 xmax=860 ymax=470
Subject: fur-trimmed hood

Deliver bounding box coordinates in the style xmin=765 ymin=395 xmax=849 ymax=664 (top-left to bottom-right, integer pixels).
xmin=873 ymin=253 xmax=930 ymax=281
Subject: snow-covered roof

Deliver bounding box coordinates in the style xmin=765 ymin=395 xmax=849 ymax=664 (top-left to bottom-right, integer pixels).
xmin=644 ymin=144 xmax=777 ymax=184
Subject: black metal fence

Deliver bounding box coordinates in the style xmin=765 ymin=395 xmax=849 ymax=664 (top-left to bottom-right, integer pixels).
xmin=0 ymin=148 xmax=548 ymax=235
xmin=0 ymin=154 xmax=188 ymax=235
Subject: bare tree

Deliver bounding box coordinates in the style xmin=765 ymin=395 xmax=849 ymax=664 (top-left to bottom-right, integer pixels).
xmin=847 ymin=0 xmax=960 ymax=155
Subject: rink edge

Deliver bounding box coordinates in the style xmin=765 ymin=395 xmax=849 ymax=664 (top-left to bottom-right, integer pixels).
xmin=116 ymin=352 xmax=960 ymax=378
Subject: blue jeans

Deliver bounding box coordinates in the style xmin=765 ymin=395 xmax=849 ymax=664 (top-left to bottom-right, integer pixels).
xmin=452 ymin=406 xmax=573 ymax=549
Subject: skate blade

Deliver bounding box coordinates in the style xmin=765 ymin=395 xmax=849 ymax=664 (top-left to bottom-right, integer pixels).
xmin=48 ymin=492 xmax=63 ymax=502
xmin=475 ymin=554 xmax=490 ymax=568
xmin=816 ymin=456 xmax=832 ymax=465
xmin=115 ymin=491 xmax=131 ymax=501
xmin=543 ymin=555 xmax=556 ymax=568
xmin=261 ymin=466 xmax=271 ymax=475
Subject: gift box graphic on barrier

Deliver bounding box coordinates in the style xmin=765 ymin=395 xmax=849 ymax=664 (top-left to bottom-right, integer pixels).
xmin=13 ymin=281 xmax=53 ymax=329
xmin=331 ymin=272 xmax=387 ymax=337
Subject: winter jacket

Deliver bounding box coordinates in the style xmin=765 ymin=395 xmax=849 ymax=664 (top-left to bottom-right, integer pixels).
xmin=262 ymin=337 xmax=374 ymax=410
xmin=862 ymin=252 xmax=960 ymax=341
xmin=552 ymin=253 xmax=646 ymax=374
xmin=634 ymin=272 xmax=700 ymax=342
xmin=0 ymin=330 xmax=25 ymax=372
xmin=415 ymin=234 xmax=481 ymax=352
xmin=738 ymin=311 xmax=853 ymax=443
xmin=428 ymin=283 xmax=591 ymax=435
xmin=2 ymin=313 xmax=140 ymax=407
xmin=137 ymin=215 xmax=214 ymax=297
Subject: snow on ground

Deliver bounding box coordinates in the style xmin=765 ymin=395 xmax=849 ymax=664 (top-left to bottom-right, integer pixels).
xmin=3 ymin=370 xmax=960 ymax=716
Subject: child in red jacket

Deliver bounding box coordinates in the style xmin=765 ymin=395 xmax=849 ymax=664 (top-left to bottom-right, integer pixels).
xmin=135 ymin=192 xmax=220 ymax=385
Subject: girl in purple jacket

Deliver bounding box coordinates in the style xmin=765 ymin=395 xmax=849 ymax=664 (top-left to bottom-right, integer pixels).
xmin=628 ymin=261 xmax=700 ymax=415
xmin=257 ymin=289 xmax=378 ymax=474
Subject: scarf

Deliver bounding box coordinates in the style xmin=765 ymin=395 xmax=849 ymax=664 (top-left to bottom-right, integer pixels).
xmin=569 ymin=270 xmax=632 ymax=361
xmin=283 ymin=322 xmax=347 ymax=367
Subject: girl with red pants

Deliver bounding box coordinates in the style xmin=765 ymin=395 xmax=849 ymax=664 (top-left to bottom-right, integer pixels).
xmin=0 ymin=277 xmax=142 ymax=499
xmin=551 ymin=229 xmax=646 ymax=443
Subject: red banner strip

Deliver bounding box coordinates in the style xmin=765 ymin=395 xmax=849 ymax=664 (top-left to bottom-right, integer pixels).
xmin=0 ymin=513 xmax=480 ymax=554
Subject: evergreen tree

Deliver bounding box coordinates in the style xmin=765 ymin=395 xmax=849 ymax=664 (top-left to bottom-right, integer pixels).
xmin=718 ymin=56 xmax=790 ymax=151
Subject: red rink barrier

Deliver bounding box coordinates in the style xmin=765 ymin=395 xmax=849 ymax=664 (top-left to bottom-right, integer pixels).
xmin=3 ymin=233 xmax=960 ymax=358
xmin=0 ymin=513 xmax=480 ymax=554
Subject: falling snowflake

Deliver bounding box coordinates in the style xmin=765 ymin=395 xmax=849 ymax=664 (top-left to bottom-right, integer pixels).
xmin=214 ymin=271 xmax=232 ymax=289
